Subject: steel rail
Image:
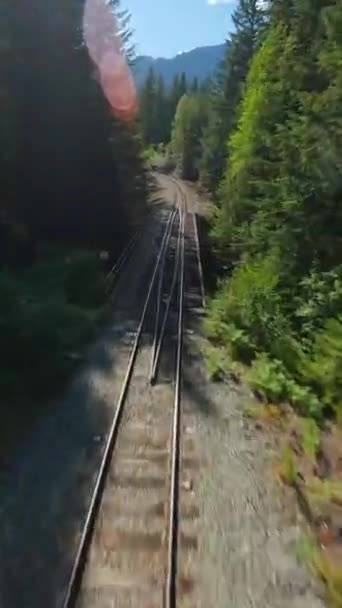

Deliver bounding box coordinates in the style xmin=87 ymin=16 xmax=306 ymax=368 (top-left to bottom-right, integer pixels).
xmin=63 ymin=211 xmax=174 ymax=608
xmin=105 ymin=231 xmax=139 ymax=294
xmin=150 ymin=212 xmax=182 ymax=384
xmin=104 ymin=208 xmax=158 ymax=291
xmin=149 ymin=209 xmax=178 ymax=381
xmin=165 ymin=208 xmax=185 ymax=608
xmin=150 ymin=181 xmax=187 ymax=383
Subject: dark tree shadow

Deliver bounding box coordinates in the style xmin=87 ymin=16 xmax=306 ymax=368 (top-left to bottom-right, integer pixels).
xmin=0 ymin=208 xmax=217 ymax=608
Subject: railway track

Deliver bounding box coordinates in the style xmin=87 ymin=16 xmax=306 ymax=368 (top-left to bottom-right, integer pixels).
xmin=105 ymin=231 xmax=140 ymax=296
xmin=63 ymin=180 xmax=205 ymax=608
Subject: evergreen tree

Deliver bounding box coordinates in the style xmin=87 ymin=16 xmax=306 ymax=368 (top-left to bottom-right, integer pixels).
xmin=207 ymin=0 xmax=342 ymax=438
xmin=155 ymin=75 xmax=169 ymax=143
xmin=179 ymin=72 xmax=188 ymax=97
xmin=171 ymin=94 xmax=208 ymax=180
xmin=200 ymin=0 xmax=267 ymax=193
xmin=139 ymin=70 xmax=194 ymax=146
xmin=191 ymin=77 xmax=199 ymax=94
xmin=139 ymin=66 xmax=157 ymax=144
xmin=0 ymin=0 xmax=147 ymax=255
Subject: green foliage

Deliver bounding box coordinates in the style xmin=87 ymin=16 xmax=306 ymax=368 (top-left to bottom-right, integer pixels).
xmin=206 ymin=253 xmax=296 ymax=358
xmin=247 ymin=354 xmax=321 ymax=416
xmin=65 ymin=252 xmax=106 ymax=308
xmin=299 ymin=418 xmax=321 ymax=458
xmin=171 ymin=93 xmax=208 ymax=180
xmin=206 ymin=0 xmax=342 ymax=427
xmin=295 ymin=268 xmax=342 ymax=339
xmin=296 ymin=534 xmax=318 ymax=564
xmin=0 ymin=254 xmax=105 ymax=402
xmin=139 ymin=70 xmax=190 ymax=146
xmin=201 ymin=343 xmax=226 ymax=381
xmin=278 ymin=446 xmax=298 ymax=485
xmin=296 ymin=530 xmax=342 ymax=608
xmin=0 ymin=0 xmax=146 ymax=254
xmin=299 ymin=317 xmax=342 ymax=421
xmin=248 ymin=354 xmax=290 ymax=401
xmin=200 ymin=0 xmax=267 ymax=193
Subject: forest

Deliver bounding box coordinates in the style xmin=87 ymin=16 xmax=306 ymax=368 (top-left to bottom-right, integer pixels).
xmin=1 ymin=0 xmax=342 ymax=602
xmin=0 ymin=0 xmax=147 ymax=448
xmin=1 ymin=0 xmax=341 ymax=472
xmin=205 ymin=0 xmax=342 ymax=427
xmin=140 ymin=6 xmax=342 ymax=598
xmin=140 ymin=0 xmax=342 ymax=430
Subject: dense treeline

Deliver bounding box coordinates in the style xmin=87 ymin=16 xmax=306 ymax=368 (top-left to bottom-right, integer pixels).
xmin=0 ymin=0 xmax=146 ymax=263
xmin=171 ymin=93 xmax=208 ymax=180
xmin=205 ymin=0 xmax=342 ymax=427
xmin=0 ymin=1 xmax=147 ymax=426
xmin=137 ymin=0 xmax=342 ymax=431
xmin=139 ymin=68 xmax=211 ymax=179
xmin=139 ymin=69 xmax=203 ymax=146
xmin=203 ymin=2 xmax=342 ymax=599
xmin=200 ymin=0 xmax=267 ymax=192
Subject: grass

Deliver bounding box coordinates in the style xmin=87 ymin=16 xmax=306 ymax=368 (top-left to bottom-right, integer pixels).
xmin=296 ymin=533 xmax=317 ymax=564
xmin=274 ymin=446 xmax=298 ymax=485
xmin=296 ymin=533 xmax=342 ymax=608
xmin=245 ymin=402 xmax=286 ymax=422
xmin=0 ymin=250 xmax=108 ymax=461
xmin=315 ymin=552 xmax=342 ymax=608
xmin=300 ymin=418 xmax=321 ymax=459
xmin=306 ymin=478 xmax=342 ymax=507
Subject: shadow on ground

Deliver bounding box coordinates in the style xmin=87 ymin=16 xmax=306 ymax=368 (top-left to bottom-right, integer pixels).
xmin=0 ymin=207 xmax=216 ymax=608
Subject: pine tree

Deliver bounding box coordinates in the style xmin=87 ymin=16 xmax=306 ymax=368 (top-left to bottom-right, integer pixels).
xmin=0 ymin=0 xmax=146 ymax=253
xmin=200 ymin=0 xmax=267 ymax=193
xmin=191 ymin=77 xmax=199 ymax=94
xmin=179 ymin=72 xmax=188 ymax=97
xmin=215 ymin=0 xmax=342 ymax=278
xmin=155 ymin=75 xmax=169 ymax=143
xmin=171 ymin=94 xmax=208 ymax=180
xmin=139 ymin=67 xmax=157 ymax=144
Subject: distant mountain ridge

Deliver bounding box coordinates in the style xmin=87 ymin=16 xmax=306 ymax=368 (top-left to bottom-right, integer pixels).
xmin=133 ymin=44 xmax=226 ymax=88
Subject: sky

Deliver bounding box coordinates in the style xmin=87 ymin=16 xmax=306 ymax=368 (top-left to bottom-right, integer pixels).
xmin=124 ymin=0 xmax=236 ymax=58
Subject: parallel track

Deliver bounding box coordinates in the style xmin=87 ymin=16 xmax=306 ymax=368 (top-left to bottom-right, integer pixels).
xmin=63 ymin=209 xmax=176 ymax=608
xmin=63 ymin=177 xmax=203 ymax=608
xmin=105 ymin=232 xmax=140 ymax=295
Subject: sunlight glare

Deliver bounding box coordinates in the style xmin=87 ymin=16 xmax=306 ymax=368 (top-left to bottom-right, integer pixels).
xmin=83 ymin=0 xmax=137 ymax=121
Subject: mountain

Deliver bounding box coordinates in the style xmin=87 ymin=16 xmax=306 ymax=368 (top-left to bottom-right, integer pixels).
xmin=133 ymin=44 xmax=226 ymax=88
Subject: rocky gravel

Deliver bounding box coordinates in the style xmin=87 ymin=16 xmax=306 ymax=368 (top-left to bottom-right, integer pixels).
xmin=0 ymin=214 xmax=165 ymax=608
xmin=0 ymin=174 xmax=328 ymax=608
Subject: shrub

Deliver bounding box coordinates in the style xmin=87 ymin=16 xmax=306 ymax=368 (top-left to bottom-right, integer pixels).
xmin=295 ymin=268 xmax=342 ymax=339
xmin=299 ymin=316 xmax=342 ymax=421
xmin=206 ymin=252 xmax=294 ymax=355
xmin=248 ymin=354 xmax=290 ymax=402
xmin=65 ymin=252 xmax=105 ymax=308
xmin=0 ymin=252 xmax=106 ymax=403
xmin=248 ymin=353 xmax=322 ymax=417
xmin=299 ymin=418 xmax=321 ymax=458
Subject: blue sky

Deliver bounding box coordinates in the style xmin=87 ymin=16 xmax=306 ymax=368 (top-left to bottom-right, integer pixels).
xmin=124 ymin=0 xmax=236 ymax=58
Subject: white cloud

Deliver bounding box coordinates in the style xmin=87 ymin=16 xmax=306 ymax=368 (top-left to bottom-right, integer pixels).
xmin=208 ymin=0 xmax=232 ymax=5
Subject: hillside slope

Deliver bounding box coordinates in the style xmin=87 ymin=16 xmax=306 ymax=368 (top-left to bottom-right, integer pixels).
xmin=134 ymin=44 xmax=225 ymax=87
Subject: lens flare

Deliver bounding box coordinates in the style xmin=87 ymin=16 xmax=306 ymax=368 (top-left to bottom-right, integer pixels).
xmin=83 ymin=0 xmax=137 ymax=121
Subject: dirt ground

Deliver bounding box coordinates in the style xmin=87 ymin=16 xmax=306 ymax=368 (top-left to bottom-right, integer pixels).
xmin=180 ymin=330 xmax=326 ymax=608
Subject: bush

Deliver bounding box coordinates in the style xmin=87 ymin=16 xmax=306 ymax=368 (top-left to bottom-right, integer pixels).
xmin=294 ymin=268 xmax=342 ymax=340
xmin=205 ymin=252 xmax=298 ymax=361
xmin=0 ymin=252 xmax=106 ymax=402
xmin=65 ymin=252 xmax=105 ymax=308
xmin=248 ymin=353 xmax=322 ymax=417
xmin=204 ymin=254 xmax=337 ymax=420
xmin=299 ymin=316 xmax=342 ymax=422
